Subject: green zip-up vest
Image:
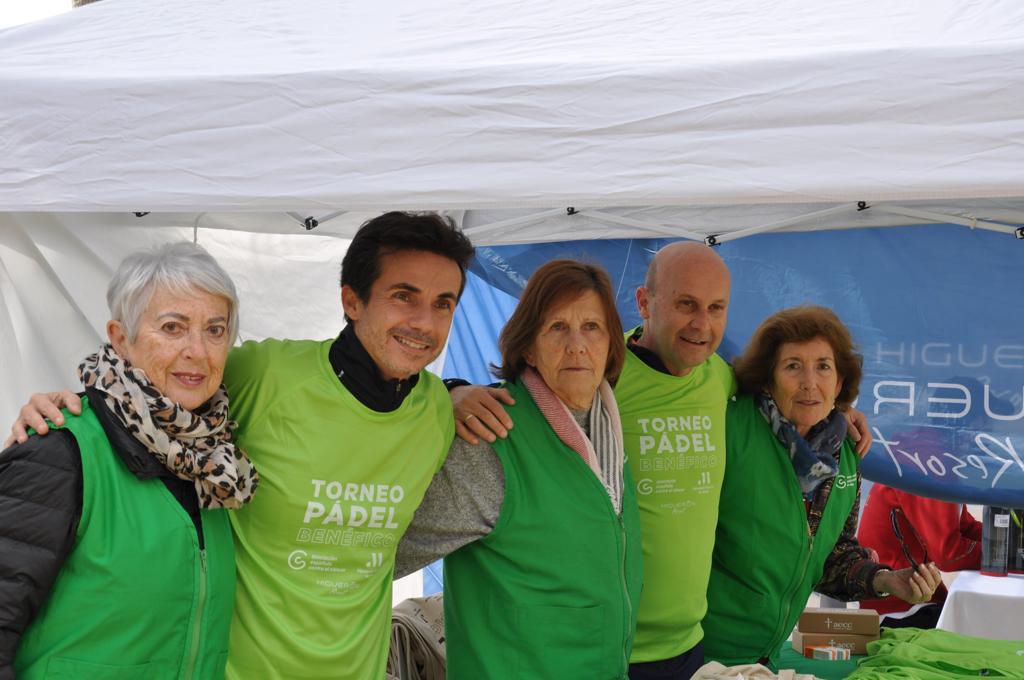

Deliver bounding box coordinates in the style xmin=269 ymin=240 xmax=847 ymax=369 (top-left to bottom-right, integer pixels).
xmin=15 ymin=398 xmax=236 ymax=680
xmin=703 ymin=394 xmax=859 ymax=666
xmin=443 ymin=380 xmax=643 ymax=680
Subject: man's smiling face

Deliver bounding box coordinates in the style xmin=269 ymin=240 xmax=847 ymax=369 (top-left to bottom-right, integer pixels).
xmin=342 ymin=249 xmax=462 ymax=380
xmin=635 ymin=243 xmax=731 ymax=377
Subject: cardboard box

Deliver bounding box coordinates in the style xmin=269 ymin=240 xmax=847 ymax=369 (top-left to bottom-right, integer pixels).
xmin=798 ymin=607 xmax=880 ymax=636
xmin=791 ymin=629 xmax=876 ymax=656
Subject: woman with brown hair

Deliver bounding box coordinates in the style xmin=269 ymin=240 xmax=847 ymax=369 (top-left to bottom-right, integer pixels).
xmin=395 ymin=259 xmax=642 ymax=680
xmin=701 ymin=305 xmax=941 ymax=667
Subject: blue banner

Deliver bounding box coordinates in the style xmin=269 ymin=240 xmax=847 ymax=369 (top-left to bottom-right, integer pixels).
xmin=446 ymin=224 xmax=1024 ymax=505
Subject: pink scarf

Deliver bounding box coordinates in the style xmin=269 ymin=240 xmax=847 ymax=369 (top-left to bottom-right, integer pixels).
xmin=521 ymin=367 xmax=624 ymax=509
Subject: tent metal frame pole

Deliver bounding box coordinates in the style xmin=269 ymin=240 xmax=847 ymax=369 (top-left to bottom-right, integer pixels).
xmin=576 ymin=209 xmax=706 ymax=240
xmin=285 ymin=210 xmax=347 ymax=231
xmin=462 ymin=208 xmax=566 ymax=239
xmin=709 ymin=203 xmax=861 ymax=244
xmin=870 ymin=204 xmax=1021 ymax=236
xmin=318 ymin=202 xmax=1021 ymax=244
xmin=192 ymin=212 xmax=208 ymax=243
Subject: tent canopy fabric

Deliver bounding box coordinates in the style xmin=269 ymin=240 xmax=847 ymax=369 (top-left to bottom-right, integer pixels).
xmin=2 ymin=0 xmax=1024 ymax=215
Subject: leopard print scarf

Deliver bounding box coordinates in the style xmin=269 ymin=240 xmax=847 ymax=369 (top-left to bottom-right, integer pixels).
xmin=79 ymin=343 xmax=259 ymax=509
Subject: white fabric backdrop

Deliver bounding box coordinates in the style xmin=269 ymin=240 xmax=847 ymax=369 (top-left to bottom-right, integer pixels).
xmin=0 ymin=219 xmax=353 ymax=423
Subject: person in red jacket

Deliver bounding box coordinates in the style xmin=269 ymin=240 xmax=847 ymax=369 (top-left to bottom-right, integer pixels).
xmin=858 ymin=483 xmax=982 ymax=628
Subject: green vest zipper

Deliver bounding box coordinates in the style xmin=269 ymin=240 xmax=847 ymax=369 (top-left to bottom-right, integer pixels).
xmin=184 ymin=550 xmax=209 ymax=680
xmin=444 ymin=380 xmax=643 ymax=680
xmin=703 ymin=394 xmax=859 ymax=667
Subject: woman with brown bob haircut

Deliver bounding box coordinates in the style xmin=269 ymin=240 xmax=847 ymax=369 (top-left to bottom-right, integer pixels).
xmin=495 ymin=259 xmax=626 ymax=384
xmin=732 ymin=305 xmax=863 ymax=409
xmin=395 ymin=259 xmax=643 ymax=680
xmin=702 ymin=305 xmax=941 ymax=668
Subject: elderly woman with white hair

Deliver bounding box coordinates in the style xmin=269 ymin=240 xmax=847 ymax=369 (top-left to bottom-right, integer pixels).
xmin=0 ymin=242 xmax=258 ymax=679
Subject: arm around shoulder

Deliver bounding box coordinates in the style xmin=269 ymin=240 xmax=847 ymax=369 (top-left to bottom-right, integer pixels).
xmin=0 ymin=432 xmax=83 ymax=670
xmin=394 ymin=438 xmax=506 ymax=578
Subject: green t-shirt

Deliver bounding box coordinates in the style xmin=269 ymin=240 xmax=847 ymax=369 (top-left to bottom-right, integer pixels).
xmin=849 ymin=627 xmax=1024 ymax=679
xmin=222 ymin=338 xmax=454 ymax=680
xmin=615 ymin=339 xmax=736 ymax=662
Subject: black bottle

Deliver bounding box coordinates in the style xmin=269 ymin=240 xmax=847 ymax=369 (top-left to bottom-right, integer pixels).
xmin=1008 ymin=508 xmax=1024 ymax=575
xmin=981 ymin=506 xmax=1010 ymax=577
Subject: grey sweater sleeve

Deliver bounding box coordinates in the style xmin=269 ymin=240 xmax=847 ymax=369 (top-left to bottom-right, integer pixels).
xmin=394 ymin=437 xmax=505 ymax=578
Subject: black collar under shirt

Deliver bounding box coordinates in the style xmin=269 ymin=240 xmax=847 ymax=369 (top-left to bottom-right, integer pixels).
xmin=626 ymin=327 xmax=673 ymax=376
xmin=328 ymin=324 xmax=420 ymax=412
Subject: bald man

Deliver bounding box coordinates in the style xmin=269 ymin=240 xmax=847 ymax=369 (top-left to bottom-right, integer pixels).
xmin=452 ymin=242 xmax=870 ymax=679
xmin=609 ymin=242 xmax=735 ymax=678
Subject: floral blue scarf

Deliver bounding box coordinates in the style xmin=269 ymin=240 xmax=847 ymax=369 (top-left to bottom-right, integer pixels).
xmin=755 ymin=392 xmax=846 ymax=499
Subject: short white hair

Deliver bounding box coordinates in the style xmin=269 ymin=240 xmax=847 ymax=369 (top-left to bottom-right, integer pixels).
xmin=107 ymin=242 xmax=240 ymax=343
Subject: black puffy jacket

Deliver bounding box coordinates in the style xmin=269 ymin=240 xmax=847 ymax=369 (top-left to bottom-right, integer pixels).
xmin=0 ymin=390 xmax=202 ymax=679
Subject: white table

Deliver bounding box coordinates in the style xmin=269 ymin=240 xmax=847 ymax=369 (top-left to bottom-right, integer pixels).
xmin=936 ymin=571 xmax=1024 ymax=640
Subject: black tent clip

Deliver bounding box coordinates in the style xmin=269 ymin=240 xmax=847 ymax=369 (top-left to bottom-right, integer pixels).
xmin=705 ymin=235 xmax=720 ymax=247
xmin=857 ymin=201 xmax=870 ymax=211
xmin=566 ymin=207 xmax=579 ymax=216
xmin=133 ymin=212 xmax=150 ymax=218
xmin=1015 ymin=227 xmax=1024 ymax=240
xmin=304 ymin=217 xmax=319 ymax=231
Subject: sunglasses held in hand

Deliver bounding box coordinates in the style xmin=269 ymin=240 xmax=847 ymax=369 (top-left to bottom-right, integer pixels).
xmin=890 ymin=507 xmax=929 ymax=571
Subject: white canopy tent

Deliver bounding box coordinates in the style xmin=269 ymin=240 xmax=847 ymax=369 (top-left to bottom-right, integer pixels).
xmin=2 ymin=0 xmax=1023 ymax=424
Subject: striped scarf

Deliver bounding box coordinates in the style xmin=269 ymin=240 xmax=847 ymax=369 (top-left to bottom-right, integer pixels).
xmin=521 ymin=367 xmax=625 ymax=513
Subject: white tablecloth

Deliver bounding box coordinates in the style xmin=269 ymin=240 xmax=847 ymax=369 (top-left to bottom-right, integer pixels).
xmin=936 ymin=571 xmax=1024 ymax=640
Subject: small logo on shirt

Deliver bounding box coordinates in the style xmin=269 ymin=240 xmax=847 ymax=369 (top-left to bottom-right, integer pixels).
xmin=288 ymin=550 xmax=309 ymax=570
xmin=833 ymin=474 xmax=858 ymax=490
xmin=636 ymin=478 xmax=654 ymax=496
xmin=366 ymin=552 xmax=384 ymax=568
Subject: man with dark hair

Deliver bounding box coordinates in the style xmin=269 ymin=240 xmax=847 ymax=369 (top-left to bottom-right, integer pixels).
xmin=8 ymin=211 xmax=475 ymax=680
xmin=219 ymin=211 xmax=473 ymax=679
xmin=340 ymin=211 xmax=473 ymax=315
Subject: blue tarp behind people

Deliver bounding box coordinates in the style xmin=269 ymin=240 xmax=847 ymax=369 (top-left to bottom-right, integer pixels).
xmin=444 ymin=224 xmax=1023 ymax=507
